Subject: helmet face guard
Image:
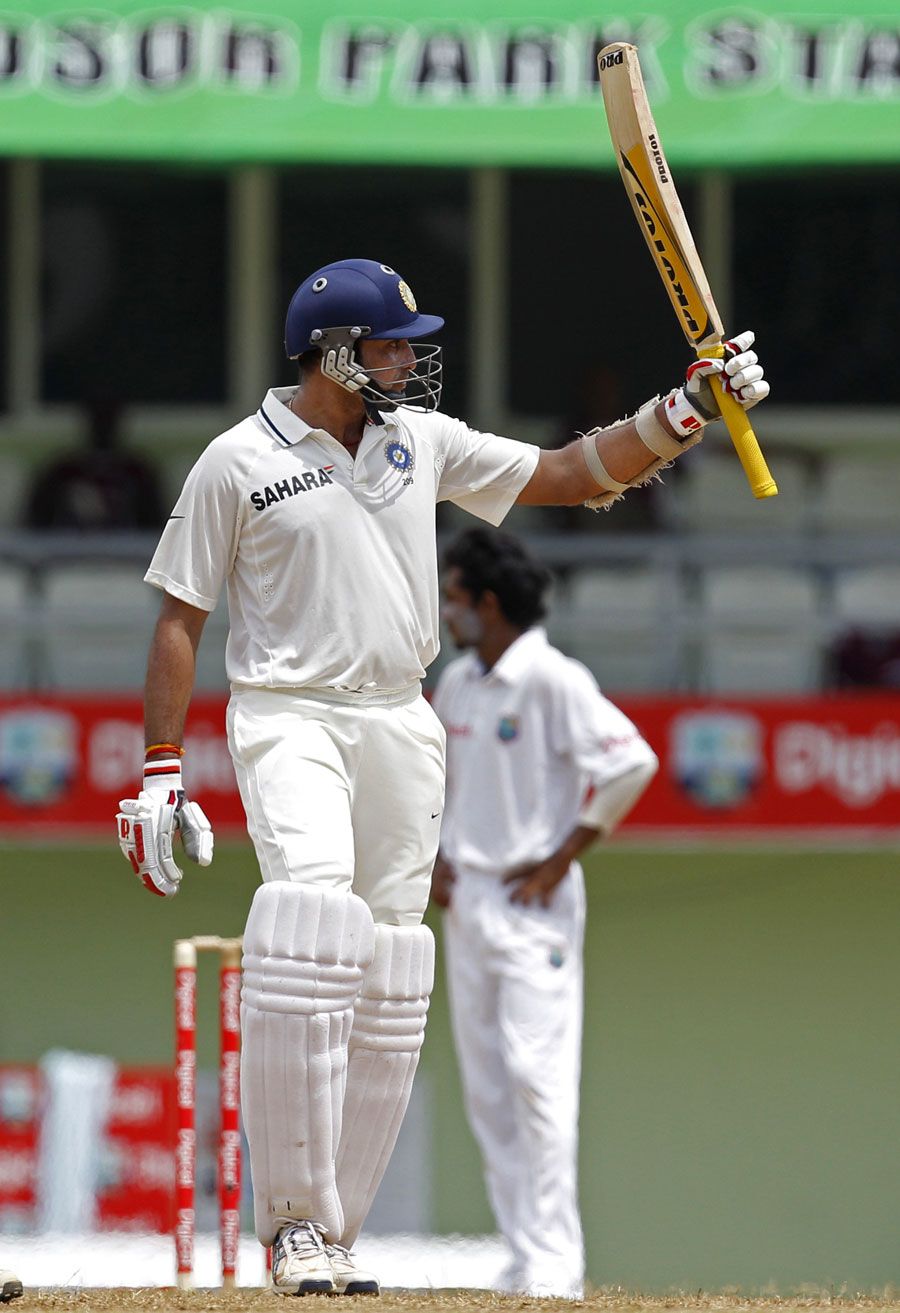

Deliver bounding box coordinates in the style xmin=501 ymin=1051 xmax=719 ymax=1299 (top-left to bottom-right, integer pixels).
xmin=284 ymin=259 xmax=444 ymax=412
xmin=313 ymin=326 xmax=442 ymax=413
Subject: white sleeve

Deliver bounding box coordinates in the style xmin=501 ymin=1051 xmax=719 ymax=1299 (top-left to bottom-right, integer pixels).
xmin=550 ymin=662 xmax=659 ymax=834
xmin=144 ymin=443 xmax=242 ymax=612
xmin=577 ymin=758 xmax=658 ymax=834
xmin=433 ymin=413 xmax=539 ymax=526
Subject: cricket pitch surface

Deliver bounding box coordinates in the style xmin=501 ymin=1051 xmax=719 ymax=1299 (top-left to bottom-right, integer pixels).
xmin=12 ymin=1291 xmax=900 ymax=1313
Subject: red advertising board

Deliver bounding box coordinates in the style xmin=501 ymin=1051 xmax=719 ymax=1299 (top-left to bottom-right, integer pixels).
xmin=620 ymin=696 xmax=900 ymax=833
xmin=0 ymin=695 xmax=242 ymax=832
xmin=96 ymin=1069 xmax=177 ymax=1233
xmin=0 ymin=693 xmax=898 ymax=835
xmin=0 ymin=1066 xmax=41 ymax=1231
xmin=0 ymin=1064 xmax=175 ymax=1233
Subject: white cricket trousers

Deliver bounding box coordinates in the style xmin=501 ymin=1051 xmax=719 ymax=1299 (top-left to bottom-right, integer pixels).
xmin=443 ymin=863 xmax=586 ymax=1296
xmin=227 ymin=684 xmax=446 ymax=925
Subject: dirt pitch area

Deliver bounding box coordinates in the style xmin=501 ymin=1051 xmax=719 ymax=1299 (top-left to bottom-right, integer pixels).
xmin=12 ymin=1291 xmax=900 ymax=1313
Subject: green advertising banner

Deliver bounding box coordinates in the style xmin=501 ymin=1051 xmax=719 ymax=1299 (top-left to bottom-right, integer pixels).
xmin=0 ymin=1 xmax=898 ymax=167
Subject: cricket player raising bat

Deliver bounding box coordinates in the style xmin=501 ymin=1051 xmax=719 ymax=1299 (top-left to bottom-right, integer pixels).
xmin=116 ymin=258 xmax=768 ymax=1295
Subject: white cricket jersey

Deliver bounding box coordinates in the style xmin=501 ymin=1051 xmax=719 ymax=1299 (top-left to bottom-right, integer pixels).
xmin=432 ymin=627 xmax=655 ymax=873
xmin=145 ymin=387 xmax=539 ymax=692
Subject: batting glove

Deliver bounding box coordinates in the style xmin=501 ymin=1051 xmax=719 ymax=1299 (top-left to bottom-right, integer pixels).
xmin=666 ymin=330 xmax=770 ymax=436
xmin=116 ymin=753 xmax=214 ymax=898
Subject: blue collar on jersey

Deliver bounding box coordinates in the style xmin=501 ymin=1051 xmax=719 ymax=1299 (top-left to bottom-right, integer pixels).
xmin=258 ymin=386 xmax=396 ymax=448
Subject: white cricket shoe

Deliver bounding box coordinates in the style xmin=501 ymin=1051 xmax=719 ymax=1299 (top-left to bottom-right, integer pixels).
xmin=325 ymin=1242 xmax=380 ymax=1296
xmin=493 ymin=1256 xmax=526 ymax=1293
xmin=271 ymin=1220 xmax=336 ymax=1295
xmin=0 ymin=1271 xmax=22 ymax=1303
xmin=522 ymin=1278 xmax=584 ymax=1300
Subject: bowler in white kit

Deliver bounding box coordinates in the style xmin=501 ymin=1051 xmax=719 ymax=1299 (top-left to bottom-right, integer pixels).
xmin=432 ymin=528 xmax=658 ymax=1299
xmin=115 ymin=258 xmax=768 ymax=1294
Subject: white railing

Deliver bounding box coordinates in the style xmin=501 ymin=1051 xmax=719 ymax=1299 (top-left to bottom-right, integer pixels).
xmin=1 ymin=530 xmax=898 ymax=694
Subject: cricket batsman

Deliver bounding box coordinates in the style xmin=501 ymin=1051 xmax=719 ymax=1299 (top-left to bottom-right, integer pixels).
xmin=116 ymin=259 xmax=768 ymax=1293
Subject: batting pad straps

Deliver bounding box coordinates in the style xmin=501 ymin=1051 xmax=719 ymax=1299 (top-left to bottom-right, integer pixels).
xmin=350 ymin=924 xmax=434 ymax=1054
xmin=241 ymin=883 xmax=375 ymax=1017
xmin=579 ymin=431 xmax=629 ymax=494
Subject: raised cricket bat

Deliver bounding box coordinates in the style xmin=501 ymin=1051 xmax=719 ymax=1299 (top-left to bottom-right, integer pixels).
xmin=597 ymin=43 xmax=777 ymax=498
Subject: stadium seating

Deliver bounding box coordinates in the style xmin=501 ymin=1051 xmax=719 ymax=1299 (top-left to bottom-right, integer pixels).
xmin=816 ymin=457 xmax=900 ymax=532
xmin=0 ymin=533 xmax=894 ymax=697
xmin=38 ymin=561 xmax=230 ymax=692
xmin=0 ymin=561 xmax=30 ymax=689
xmin=831 ymin=564 xmax=900 ymax=629
xmin=675 ymin=450 xmax=813 ymax=533
xmin=548 ymin=565 xmax=683 ymax=692
xmin=695 ymin=565 xmax=824 ymax=692
xmin=0 ymin=455 xmax=28 ymax=531
xmin=39 ymin=563 xmax=158 ymax=690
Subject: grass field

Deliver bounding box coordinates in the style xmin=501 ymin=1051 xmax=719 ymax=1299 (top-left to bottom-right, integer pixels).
xmin=2 ymin=840 xmax=899 ymax=1293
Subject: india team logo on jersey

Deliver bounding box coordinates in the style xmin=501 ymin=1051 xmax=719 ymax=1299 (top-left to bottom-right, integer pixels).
xmin=384 ymin=440 xmax=414 ymax=485
xmin=497 ymin=715 xmax=520 ymax=743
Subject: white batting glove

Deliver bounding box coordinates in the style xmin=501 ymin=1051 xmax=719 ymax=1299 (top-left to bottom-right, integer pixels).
xmin=116 ymin=753 xmax=214 ymax=898
xmin=665 ymin=330 xmax=770 ymax=436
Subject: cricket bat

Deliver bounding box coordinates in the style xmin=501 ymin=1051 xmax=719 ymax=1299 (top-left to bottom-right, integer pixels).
xmin=597 ymin=43 xmax=777 ymax=499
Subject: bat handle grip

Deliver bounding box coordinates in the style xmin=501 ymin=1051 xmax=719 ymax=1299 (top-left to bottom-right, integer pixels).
xmin=705 ymin=346 xmax=778 ymax=499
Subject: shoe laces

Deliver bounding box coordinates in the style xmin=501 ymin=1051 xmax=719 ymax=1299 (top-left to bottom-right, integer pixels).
xmin=280 ymin=1221 xmax=327 ymax=1259
xmin=325 ymin=1242 xmax=355 ymax=1264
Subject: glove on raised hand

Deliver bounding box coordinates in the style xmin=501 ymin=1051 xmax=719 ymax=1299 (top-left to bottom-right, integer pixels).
xmin=116 ymin=751 xmax=213 ymax=897
xmin=582 ymin=330 xmax=769 ymax=512
xmin=665 ymin=330 xmax=770 ymax=436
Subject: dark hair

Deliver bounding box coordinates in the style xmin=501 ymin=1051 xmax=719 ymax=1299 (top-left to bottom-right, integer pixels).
xmin=295 ymin=348 xmax=321 ymax=382
xmin=443 ymin=527 xmax=551 ymax=629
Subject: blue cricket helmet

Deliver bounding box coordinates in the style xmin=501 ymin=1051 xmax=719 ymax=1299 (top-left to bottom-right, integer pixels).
xmin=284 ymin=259 xmax=444 ymax=357
xmin=283 ymin=259 xmax=444 ymax=414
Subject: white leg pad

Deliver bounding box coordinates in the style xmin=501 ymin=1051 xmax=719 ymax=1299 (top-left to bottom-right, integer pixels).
xmin=335 ymin=923 xmax=435 ymax=1247
xmin=240 ymin=881 xmax=375 ymax=1245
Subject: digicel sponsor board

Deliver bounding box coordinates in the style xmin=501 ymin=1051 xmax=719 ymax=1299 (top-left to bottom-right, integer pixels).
xmin=0 ymin=694 xmax=898 ymax=834
xmin=620 ymin=697 xmax=900 ymax=830
xmin=0 ymin=695 xmax=239 ymax=828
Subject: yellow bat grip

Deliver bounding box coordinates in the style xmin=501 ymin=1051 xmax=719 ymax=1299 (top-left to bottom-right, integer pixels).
xmin=705 ymin=347 xmax=778 ymax=499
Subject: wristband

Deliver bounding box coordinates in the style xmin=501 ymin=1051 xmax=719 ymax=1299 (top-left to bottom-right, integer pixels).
xmin=635 ymin=400 xmax=692 ymax=458
xmin=663 ymin=388 xmax=709 ymax=438
xmin=145 ymin=742 xmax=184 ymax=757
xmin=143 ymin=756 xmax=182 ymax=786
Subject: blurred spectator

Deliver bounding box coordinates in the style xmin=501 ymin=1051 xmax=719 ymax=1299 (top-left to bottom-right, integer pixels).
xmin=831 ymin=629 xmax=900 ymax=688
xmin=24 ymin=397 xmax=164 ymax=532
